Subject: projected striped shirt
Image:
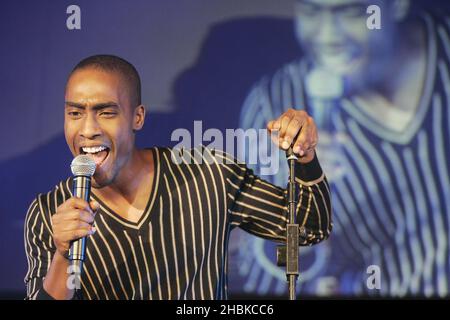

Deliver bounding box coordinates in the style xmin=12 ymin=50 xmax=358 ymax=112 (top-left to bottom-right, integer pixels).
xmin=24 ymin=146 xmax=331 ymax=300
xmin=239 ymin=12 xmax=450 ymax=296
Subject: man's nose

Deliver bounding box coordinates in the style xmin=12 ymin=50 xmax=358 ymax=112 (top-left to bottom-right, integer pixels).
xmin=317 ymin=11 xmax=340 ymax=44
xmin=80 ymin=113 xmax=102 ymax=139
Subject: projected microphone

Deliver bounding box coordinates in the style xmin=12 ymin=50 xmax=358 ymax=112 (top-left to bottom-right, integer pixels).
xmin=69 ymin=155 xmax=96 ymax=279
xmin=305 ymin=67 xmax=344 ymax=129
xmin=305 ymin=68 xmax=347 ymax=181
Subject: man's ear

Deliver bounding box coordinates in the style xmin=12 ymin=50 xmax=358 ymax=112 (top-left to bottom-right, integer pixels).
xmin=132 ymin=105 xmax=146 ymax=132
xmin=392 ymin=0 xmax=410 ymax=21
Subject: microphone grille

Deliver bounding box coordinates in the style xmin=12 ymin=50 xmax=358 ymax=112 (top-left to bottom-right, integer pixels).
xmin=305 ymin=67 xmax=344 ymax=100
xmin=71 ymin=155 xmax=96 ymax=177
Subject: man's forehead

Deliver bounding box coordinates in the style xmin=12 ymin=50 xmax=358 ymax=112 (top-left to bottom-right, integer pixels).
xmin=66 ymin=72 xmax=125 ymax=104
xmin=67 ymin=67 xmax=123 ymax=85
xmin=66 ymin=69 xmax=126 ymax=95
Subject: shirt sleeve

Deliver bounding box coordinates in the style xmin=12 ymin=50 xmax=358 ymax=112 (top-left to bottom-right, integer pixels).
xmin=221 ymin=151 xmax=332 ymax=246
xmin=24 ymin=196 xmax=56 ymax=300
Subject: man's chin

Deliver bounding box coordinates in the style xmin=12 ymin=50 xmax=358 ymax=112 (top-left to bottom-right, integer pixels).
xmin=91 ymin=175 xmax=112 ymax=189
xmin=315 ymin=53 xmax=366 ymax=76
xmin=320 ymin=61 xmax=360 ymax=76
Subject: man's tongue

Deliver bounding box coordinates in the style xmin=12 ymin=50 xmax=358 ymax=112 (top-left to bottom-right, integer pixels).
xmin=87 ymin=150 xmax=108 ymax=166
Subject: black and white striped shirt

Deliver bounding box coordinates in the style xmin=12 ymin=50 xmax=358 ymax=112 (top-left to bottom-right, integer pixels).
xmin=24 ymin=146 xmax=331 ymax=300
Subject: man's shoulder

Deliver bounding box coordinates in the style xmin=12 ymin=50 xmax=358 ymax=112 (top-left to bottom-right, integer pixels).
xmin=25 ymin=177 xmax=72 ymax=233
xmin=157 ymin=144 xmax=242 ymax=168
xmin=250 ymin=59 xmax=305 ymax=92
xmin=240 ymin=58 xmax=307 ymax=127
xmin=30 ymin=177 xmax=73 ymax=216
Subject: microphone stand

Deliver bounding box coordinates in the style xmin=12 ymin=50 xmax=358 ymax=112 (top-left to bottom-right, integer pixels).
xmin=277 ymin=146 xmax=299 ymax=300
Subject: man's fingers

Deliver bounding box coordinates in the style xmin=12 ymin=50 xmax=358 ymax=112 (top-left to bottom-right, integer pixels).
xmin=293 ymin=119 xmax=315 ymax=156
xmin=90 ymin=200 xmax=100 ymax=213
xmin=310 ymin=123 xmax=318 ymax=149
xmin=58 ymin=227 xmax=96 ymax=242
xmin=62 ymin=209 xmax=95 ymax=224
xmin=281 ymin=117 xmax=307 ymax=149
xmin=270 ymin=109 xmax=318 ymax=157
xmin=59 ymin=220 xmax=93 ymax=232
xmin=278 ymin=114 xmax=293 ymax=138
xmin=293 ymin=136 xmax=307 ymax=156
xmin=62 ymin=197 xmax=94 ymax=214
xmin=267 ymin=120 xmax=276 ymax=132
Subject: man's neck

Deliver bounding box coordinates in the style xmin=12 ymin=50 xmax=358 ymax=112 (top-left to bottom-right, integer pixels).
xmin=95 ymin=148 xmax=154 ymax=207
xmin=379 ymin=20 xmax=427 ymax=107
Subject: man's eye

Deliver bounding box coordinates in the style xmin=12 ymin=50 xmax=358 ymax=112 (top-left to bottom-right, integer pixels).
xmin=338 ymin=5 xmax=367 ymax=18
xmin=68 ymin=111 xmax=81 ymax=117
xmin=100 ymin=112 xmax=117 ymax=117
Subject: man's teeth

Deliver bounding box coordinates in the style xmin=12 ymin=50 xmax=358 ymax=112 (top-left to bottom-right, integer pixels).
xmin=82 ymin=146 xmax=108 ymax=154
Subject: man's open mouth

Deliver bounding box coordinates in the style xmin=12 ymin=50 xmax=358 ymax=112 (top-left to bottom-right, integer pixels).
xmin=79 ymin=145 xmax=110 ymax=167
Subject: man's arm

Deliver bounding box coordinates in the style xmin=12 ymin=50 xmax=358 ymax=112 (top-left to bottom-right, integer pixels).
xmin=223 ymin=108 xmax=332 ymax=244
xmin=219 ymin=150 xmax=331 ymax=245
xmin=24 ymin=195 xmax=97 ymax=300
xmin=24 ymin=197 xmax=64 ymax=300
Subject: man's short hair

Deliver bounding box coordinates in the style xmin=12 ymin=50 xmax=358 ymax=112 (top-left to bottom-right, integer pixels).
xmin=69 ymin=54 xmax=141 ymax=108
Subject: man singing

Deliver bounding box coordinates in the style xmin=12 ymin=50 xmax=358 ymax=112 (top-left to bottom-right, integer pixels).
xmin=24 ymin=54 xmax=331 ymax=300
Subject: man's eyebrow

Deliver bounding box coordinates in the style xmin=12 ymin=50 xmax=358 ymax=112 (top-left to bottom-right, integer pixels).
xmin=65 ymin=101 xmax=120 ymax=110
xmin=332 ymin=2 xmax=367 ymax=12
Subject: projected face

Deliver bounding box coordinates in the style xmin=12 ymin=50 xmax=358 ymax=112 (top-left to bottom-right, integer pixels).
xmin=294 ymin=0 xmax=399 ymax=90
xmin=64 ymin=68 xmax=142 ymax=188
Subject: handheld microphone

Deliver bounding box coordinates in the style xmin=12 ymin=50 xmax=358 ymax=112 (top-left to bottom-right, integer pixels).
xmin=69 ymin=155 xmax=96 ymax=279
